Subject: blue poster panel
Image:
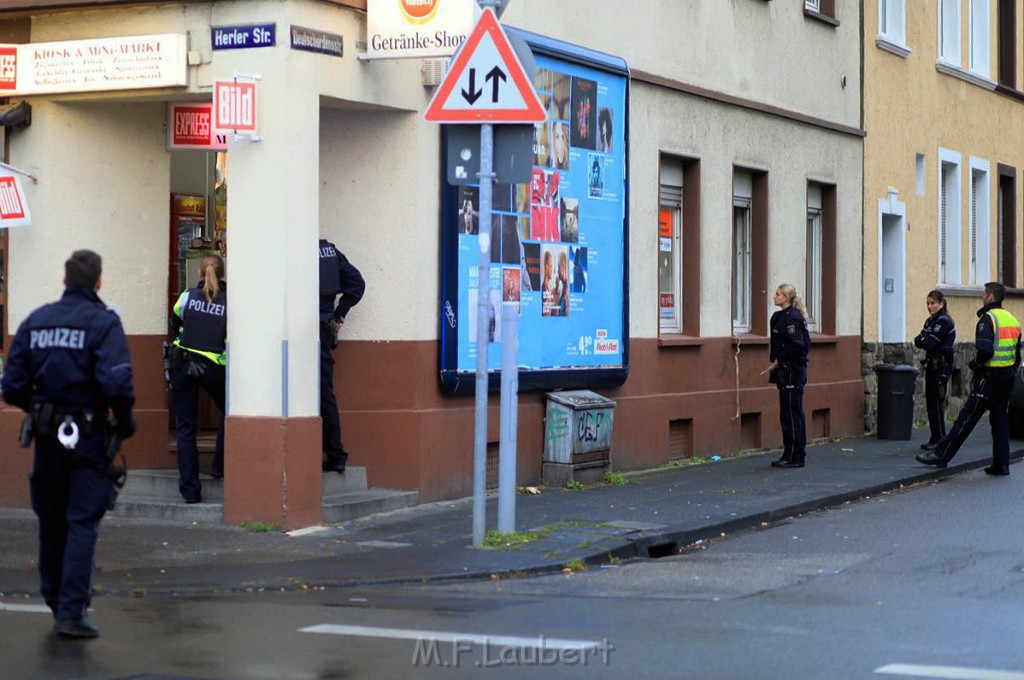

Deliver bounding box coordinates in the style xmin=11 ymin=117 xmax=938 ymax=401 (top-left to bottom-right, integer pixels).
xmin=440 ymin=32 xmax=629 ymax=395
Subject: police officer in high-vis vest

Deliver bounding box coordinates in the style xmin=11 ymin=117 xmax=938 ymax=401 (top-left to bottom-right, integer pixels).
xmin=170 ymin=254 xmax=227 ymax=503
xmin=318 ymin=238 xmax=365 ymax=473
xmin=1 ymin=250 xmax=136 ymax=639
xmin=917 ymin=282 xmax=1021 ymax=475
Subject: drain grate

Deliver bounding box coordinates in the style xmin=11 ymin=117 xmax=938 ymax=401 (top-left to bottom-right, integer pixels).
xmin=646 ymin=541 xmax=679 ymax=558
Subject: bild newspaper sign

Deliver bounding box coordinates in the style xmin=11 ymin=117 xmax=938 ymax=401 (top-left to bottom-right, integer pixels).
xmin=0 ymin=171 xmax=31 ymax=228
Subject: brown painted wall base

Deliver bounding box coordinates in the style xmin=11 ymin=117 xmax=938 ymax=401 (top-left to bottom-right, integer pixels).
xmin=223 ymin=415 xmax=322 ymax=530
xmin=0 ymin=333 xmax=864 ymax=514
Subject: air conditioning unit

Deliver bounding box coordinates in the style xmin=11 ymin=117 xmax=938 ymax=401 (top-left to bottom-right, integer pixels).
xmin=421 ymin=58 xmax=451 ymax=87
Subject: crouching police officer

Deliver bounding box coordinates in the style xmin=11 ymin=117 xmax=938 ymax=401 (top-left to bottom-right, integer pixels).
xmin=1 ymin=250 xmax=136 ymax=640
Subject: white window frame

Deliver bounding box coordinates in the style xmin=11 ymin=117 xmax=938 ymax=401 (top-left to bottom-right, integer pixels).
xmin=939 ymin=0 xmax=962 ymax=66
xmin=806 ymin=185 xmax=824 ymax=334
xmin=938 ymin=147 xmax=963 ymax=285
xmin=969 ymin=156 xmax=991 ymax=284
xmin=733 ymin=172 xmax=753 ymax=334
xmin=969 ymin=0 xmax=990 ymax=77
xmin=658 ymin=162 xmax=683 ymax=334
xmin=878 ymin=0 xmax=910 ymax=56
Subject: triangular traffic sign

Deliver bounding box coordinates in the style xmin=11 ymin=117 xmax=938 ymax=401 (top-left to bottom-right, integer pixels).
xmin=424 ymin=8 xmax=545 ymax=124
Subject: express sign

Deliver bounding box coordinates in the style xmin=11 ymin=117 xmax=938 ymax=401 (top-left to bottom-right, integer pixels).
xmin=167 ymin=103 xmax=228 ymax=150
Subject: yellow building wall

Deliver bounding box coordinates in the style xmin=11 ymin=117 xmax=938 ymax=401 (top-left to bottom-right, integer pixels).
xmin=864 ymin=0 xmax=1024 ymax=341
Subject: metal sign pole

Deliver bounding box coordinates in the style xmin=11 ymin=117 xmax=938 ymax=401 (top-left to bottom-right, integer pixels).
xmin=497 ymin=282 xmax=519 ymax=532
xmin=472 ymin=121 xmax=495 ymax=547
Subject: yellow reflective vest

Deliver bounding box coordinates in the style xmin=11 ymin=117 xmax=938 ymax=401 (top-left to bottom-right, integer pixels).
xmin=984 ymin=307 xmax=1021 ymax=368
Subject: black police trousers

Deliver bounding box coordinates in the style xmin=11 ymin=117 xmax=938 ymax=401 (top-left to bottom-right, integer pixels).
xmin=933 ymin=368 xmax=1015 ymax=467
xmin=169 ymin=352 xmax=225 ymax=502
xmin=30 ymin=426 xmax=111 ymax=623
xmin=776 ymin=365 xmax=808 ymax=464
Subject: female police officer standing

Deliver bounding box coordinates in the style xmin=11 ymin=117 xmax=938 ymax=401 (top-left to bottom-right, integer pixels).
xmin=768 ymin=283 xmax=810 ymax=468
xmin=913 ymin=290 xmax=956 ymax=451
xmin=1 ymin=250 xmax=136 ymax=639
xmin=170 ymin=254 xmax=226 ymax=503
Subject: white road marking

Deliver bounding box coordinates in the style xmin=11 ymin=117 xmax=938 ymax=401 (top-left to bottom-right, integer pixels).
xmin=876 ymin=663 xmax=1024 ymax=679
xmin=0 ymin=603 xmax=51 ymax=614
xmin=300 ymin=624 xmax=601 ymax=651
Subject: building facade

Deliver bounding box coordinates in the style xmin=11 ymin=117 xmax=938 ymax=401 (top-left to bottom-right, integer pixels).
xmin=0 ymin=0 xmax=865 ymax=528
xmin=863 ymin=0 xmax=1024 ymax=426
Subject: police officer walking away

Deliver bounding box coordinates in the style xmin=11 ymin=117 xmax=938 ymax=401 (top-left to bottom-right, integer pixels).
xmin=169 ymin=254 xmax=227 ymax=503
xmin=768 ymin=283 xmax=810 ymax=468
xmin=1 ymin=250 xmax=136 ymax=639
xmin=913 ymin=290 xmax=956 ymax=450
xmin=319 ymin=238 xmax=365 ymax=473
xmin=917 ymin=282 xmax=1021 ymax=474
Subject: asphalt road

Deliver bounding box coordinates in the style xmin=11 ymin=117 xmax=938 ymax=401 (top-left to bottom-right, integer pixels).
xmin=4 ymin=468 xmax=1024 ymax=679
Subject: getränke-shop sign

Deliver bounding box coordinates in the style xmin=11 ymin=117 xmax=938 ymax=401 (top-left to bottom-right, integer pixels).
xmin=365 ymin=0 xmax=476 ymax=59
xmin=0 ymin=34 xmax=187 ymax=96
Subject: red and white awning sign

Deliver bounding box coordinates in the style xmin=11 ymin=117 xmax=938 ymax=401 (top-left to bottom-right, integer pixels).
xmin=213 ymin=79 xmax=257 ymax=133
xmin=0 ymin=172 xmax=31 ymax=228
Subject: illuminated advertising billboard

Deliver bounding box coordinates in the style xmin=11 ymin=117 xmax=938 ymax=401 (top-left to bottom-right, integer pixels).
xmin=439 ymin=29 xmax=629 ymax=394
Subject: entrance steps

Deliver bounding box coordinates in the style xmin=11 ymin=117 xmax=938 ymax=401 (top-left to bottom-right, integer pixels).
xmin=112 ymin=466 xmax=419 ymax=525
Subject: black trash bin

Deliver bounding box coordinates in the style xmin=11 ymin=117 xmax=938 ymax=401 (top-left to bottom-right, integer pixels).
xmin=874 ymin=363 xmax=917 ymax=440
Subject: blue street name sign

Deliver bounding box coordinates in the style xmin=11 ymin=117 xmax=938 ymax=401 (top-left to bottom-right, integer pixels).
xmin=211 ymin=24 xmax=276 ymax=50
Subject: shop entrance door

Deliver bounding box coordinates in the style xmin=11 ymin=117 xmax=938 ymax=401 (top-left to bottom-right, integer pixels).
xmin=168 ymin=150 xmax=228 ymax=459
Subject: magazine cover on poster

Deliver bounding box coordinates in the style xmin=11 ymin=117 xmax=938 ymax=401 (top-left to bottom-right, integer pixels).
xmin=439 ymin=31 xmax=629 ymax=395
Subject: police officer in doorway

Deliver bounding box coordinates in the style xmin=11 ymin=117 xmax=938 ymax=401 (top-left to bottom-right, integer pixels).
xmin=319 ymin=238 xmax=365 ymax=473
xmin=1 ymin=250 xmax=136 ymax=639
xmin=917 ymin=282 xmax=1021 ymax=474
xmin=169 ymin=254 xmax=227 ymax=503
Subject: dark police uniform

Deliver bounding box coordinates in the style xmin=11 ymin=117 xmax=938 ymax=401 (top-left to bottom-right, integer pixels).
xmin=913 ymin=309 xmax=956 ymax=447
xmin=170 ymin=282 xmax=227 ymax=503
xmin=921 ymin=303 xmax=1021 ymax=471
xmin=1 ymin=286 xmax=135 ymax=630
xmin=318 ymin=238 xmax=365 ymax=472
xmin=769 ymin=305 xmax=810 ymax=466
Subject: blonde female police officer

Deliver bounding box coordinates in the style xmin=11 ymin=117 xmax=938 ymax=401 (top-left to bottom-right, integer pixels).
xmin=768 ymin=284 xmax=810 ymax=468
xmin=169 ymin=254 xmax=227 ymax=503
xmin=1 ymin=250 xmax=136 ymax=639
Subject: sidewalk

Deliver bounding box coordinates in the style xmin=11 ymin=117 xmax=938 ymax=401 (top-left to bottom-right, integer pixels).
xmin=0 ymin=423 xmax=1018 ymax=598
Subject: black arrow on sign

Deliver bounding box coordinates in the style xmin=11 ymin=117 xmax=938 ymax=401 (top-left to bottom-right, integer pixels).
xmin=485 ymin=66 xmax=506 ymax=102
xmin=461 ymin=68 xmax=482 ymax=105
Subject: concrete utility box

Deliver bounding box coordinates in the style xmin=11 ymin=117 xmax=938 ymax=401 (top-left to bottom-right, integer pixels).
xmin=543 ymin=390 xmax=616 ymax=486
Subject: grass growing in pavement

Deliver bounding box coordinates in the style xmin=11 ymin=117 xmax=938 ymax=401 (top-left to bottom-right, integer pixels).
xmin=240 ymin=520 xmax=280 ymax=533
xmin=603 ymin=471 xmax=627 ymax=485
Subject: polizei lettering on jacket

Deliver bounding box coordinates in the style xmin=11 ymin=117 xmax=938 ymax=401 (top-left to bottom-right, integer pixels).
xmin=186 ymin=297 xmax=226 ymax=317
xmin=30 ymin=327 xmax=86 ymax=349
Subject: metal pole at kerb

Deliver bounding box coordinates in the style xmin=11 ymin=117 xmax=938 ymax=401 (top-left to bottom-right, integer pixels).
xmin=472 ymin=121 xmax=495 ymax=547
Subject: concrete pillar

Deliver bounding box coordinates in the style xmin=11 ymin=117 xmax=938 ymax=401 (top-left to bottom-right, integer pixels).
xmin=222 ymin=80 xmax=322 ymax=530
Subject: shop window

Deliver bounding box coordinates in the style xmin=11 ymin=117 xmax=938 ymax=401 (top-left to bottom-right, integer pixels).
xmin=804 ymin=0 xmax=838 ymax=25
xmin=968 ymin=157 xmax=990 ymax=285
xmin=658 ymin=155 xmax=701 ymax=337
xmin=997 ymin=164 xmax=1016 ymax=287
xmin=939 ymin=0 xmax=962 ymax=66
xmin=969 ymin=0 xmax=990 ymax=77
xmin=997 ymin=0 xmax=1016 ymax=88
xmin=878 ymin=0 xmax=910 ymax=55
xmin=733 ymin=169 xmax=768 ymax=336
xmin=807 ymin=181 xmax=837 ymax=336
xmin=938 ymin=148 xmax=962 ymax=285
xmin=732 ymin=196 xmax=752 ymax=333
